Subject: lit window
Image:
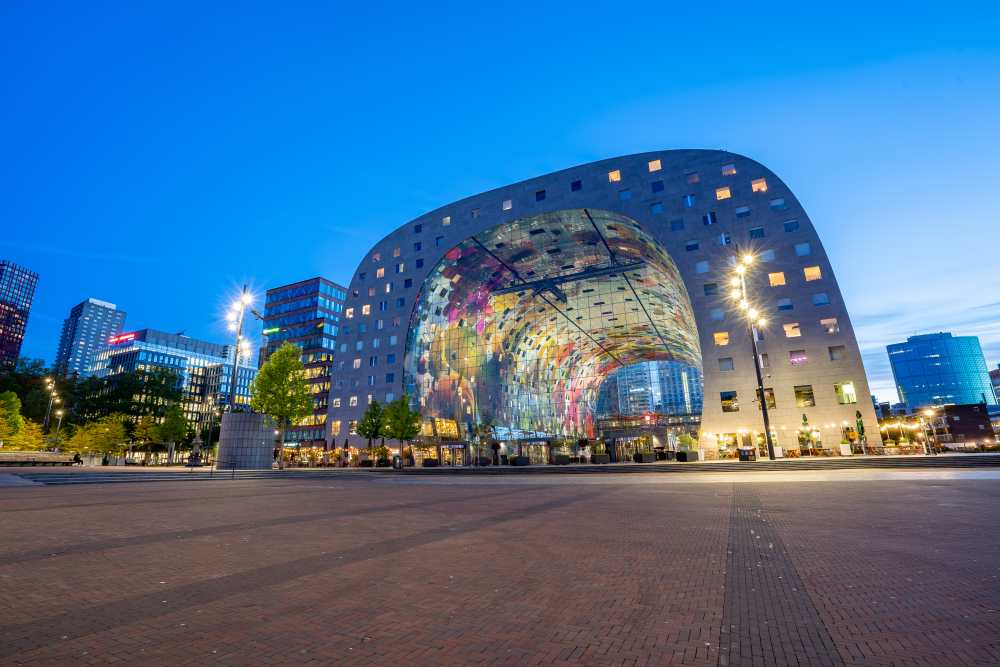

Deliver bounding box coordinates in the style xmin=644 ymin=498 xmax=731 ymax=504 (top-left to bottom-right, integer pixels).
xmin=535 ymin=190 xmax=546 ymax=201
xmin=396 ymin=263 xmax=405 ymax=273
xmin=794 ymin=385 xmax=815 ymax=408
xmin=795 ymin=243 xmax=812 ymax=257
xmin=695 ymin=260 xmax=709 ymax=274
xmin=608 ymin=170 xmax=621 ymax=183
xmin=721 ymin=390 xmax=739 ymax=412
xmin=349 ymin=420 xmax=358 ymax=435
xmin=783 ymin=322 xmax=802 ymax=338
xmin=367 ymin=394 xmax=373 ymax=404
xmin=789 ymin=349 xmax=808 ymax=366
xmin=759 ymin=353 xmax=770 ymax=368
xmin=749 ymin=226 xmax=765 ymax=239
xmin=650 ymin=202 xmax=663 ymax=214
xmin=502 ymin=199 xmax=513 ymax=211
xmin=353 ymin=358 xmax=361 ymax=369
xmin=685 ymin=239 xmax=699 ymax=251
xmin=367 ymin=286 xmax=376 ymax=297
xmin=703 ymin=282 xmax=718 ymax=296
xmin=719 ymin=357 xmax=735 ymax=372
xmin=686 ymin=171 xmax=700 ymax=184
xmin=710 ymin=308 xmax=725 ymax=321
xmin=821 ymin=317 xmax=840 ymax=334
xmin=376 ymin=267 xmax=385 ymax=279
xmin=783 ymin=220 xmax=800 ymax=233
xmin=393 ymin=247 xmax=401 ymax=257
xmin=835 ymin=382 xmax=858 ymax=405
xmin=345 ymin=308 xmax=354 ymax=319
xmin=716 ymin=187 xmax=732 ymax=201
xmin=768 ymin=272 xmax=786 ymax=286
xmin=770 ymin=198 xmax=787 ymax=210
xmin=361 ymin=304 xmax=371 ymax=316
xmin=751 ymin=178 xmax=768 ymax=193
xmin=648 ymin=159 xmax=662 ymax=172
xmin=735 ymin=206 xmax=751 ymax=218
xmin=349 ymin=396 xmax=358 ymax=407
xmin=721 ymin=163 xmax=737 ymax=176
xmin=714 ymin=331 xmax=730 ymax=346
xmin=812 ymin=292 xmax=830 ymax=306
xmin=828 ymin=345 xmax=846 ymax=361
xmin=372 ymin=252 xmax=381 ymax=262
xmin=619 ymin=189 xmax=632 ymax=201
xmin=442 ymin=215 xmax=451 ymax=226
xmin=330 ymin=420 xmax=341 ymax=435
xmin=777 ymin=298 xmax=793 ymax=311
xmin=757 ymin=388 xmax=777 ymax=409
xmin=804 ymin=265 xmax=822 ymax=281
xmin=385 ymin=282 xmax=392 ymax=294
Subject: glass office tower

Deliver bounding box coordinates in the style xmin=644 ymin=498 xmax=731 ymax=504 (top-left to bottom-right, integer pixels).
xmin=0 ymin=260 xmax=38 ymax=366
xmin=888 ymin=332 xmax=997 ymax=410
xmin=54 ymin=298 xmax=126 ymax=377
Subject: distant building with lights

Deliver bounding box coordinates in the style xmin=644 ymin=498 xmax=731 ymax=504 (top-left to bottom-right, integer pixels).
xmin=53 ymin=298 xmax=126 ymax=377
xmin=0 ymin=260 xmax=38 ymax=367
xmin=888 ymin=332 xmax=997 ymax=411
xmin=260 ymin=277 xmax=346 ymax=449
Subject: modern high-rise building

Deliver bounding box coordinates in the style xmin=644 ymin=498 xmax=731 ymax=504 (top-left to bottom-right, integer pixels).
xmin=595 ymin=360 xmax=703 ymax=419
xmin=91 ymin=328 xmax=257 ymax=425
xmin=53 ymin=298 xmax=126 ymax=377
xmin=260 ymin=277 xmax=346 ymax=448
xmin=0 ymin=260 xmax=38 ymax=367
xmin=990 ymin=365 xmax=1000 ymax=403
xmin=327 ymin=150 xmax=882 ymax=458
xmin=888 ymin=332 xmax=997 ymax=410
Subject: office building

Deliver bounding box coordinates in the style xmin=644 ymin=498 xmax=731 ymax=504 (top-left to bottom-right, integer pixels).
xmin=888 ymin=332 xmax=997 ymax=410
xmin=53 ymin=298 xmax=126 ymax=377
xmin=0 ymin=260 xmax=38 ymax=366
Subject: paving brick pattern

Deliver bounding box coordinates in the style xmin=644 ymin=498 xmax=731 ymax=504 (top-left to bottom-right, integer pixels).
xmin=1 ymin=476 xmax=999 ymax=665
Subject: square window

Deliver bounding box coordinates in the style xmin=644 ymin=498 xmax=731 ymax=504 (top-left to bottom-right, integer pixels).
xmin=648 ymin=159 xmax=662 ymax=172
xmin=783 ymin=322 xmax=802 ymax=338
xmin=650 ymin=202 xmax=664 ymax=214
xmin=804 ymin=265 xmax=822 ymax=281
xmin=414 ymin=241 xmax=422 ymax=252
xmin=714 ymin=331 xmax=730 ymax=346
xmin=759 ymin=352 xmax=770 ymax=368
xmin=821 ymin=317 xmax=840 ymax=334
xmin=685 ymin=239 xmax=700 ymax=251
xmin=651 ymin=180 xmax=664 ymax=193
xmin=794 ymin=385 xmax=816 ymax=408
xmin=718 ymin=233 xmax=731 ymax=246
xmin=686 ymin=171 xmax=700 ymax=184
xmin=414 ymin=224 xmax=423 ymax=233
xmin=768 ymin=271 xmax=786 ymax=286
xmin=442 ymin=215 xmax=451 ymax=226
xmin=619 ymin=189 xmax=632 ymax=201
xmin=415 ymin=259 xmax=424 ymax=269
xmin=777 ymin=298 xmax=793 ymax=311
xmin=757 ymin=387 xmax=777 ymax=410
xmin=571 ymin=179 xmax=582 ymax=192
xmin=783 ymin=219 xmax=800 ymax=233
xmin=703 ymin=282 xmax=718 ymax=296
xmin=721 ymin=390 xmax=739 ymax=412
xmin=367 ymin=286 xmax=376 ymax=297
xmin=471 ymin=208 xmax=481 ymax=218
xmin=795 ymin=242 xmax=812 ymax=257
xmin=396 ymin=262 xmax=405 ymax=273
xmin=345 ymin=308 xmax=354 ymax=319
xmin=749 ymin=226 xmax=765 ymax=239
xmin=770 ymin=198 xmax=787 ymax=210
xmin=703 ymin=211 xmax=717 ymax=225
xmin=404 ymin=278 xmax=413 ymax=288
xmin=828 ymin=344 xmax=846 ymax=361
xmin=715 ymin=186 xmax=732 ymax=200
xmin=760 ymin=249 xmax=776 ymax=262
xmin=789 ymin=349 xmax=808 ymax=366
xmin=721 ymin=163 xmax=737 ymax=176
xmin=670 ymin=219 xmax=685 ymax=231
xmin=535 ymin=190 xmax=546 ymax=201
xmin=812 ymin=292 xmax=830 ymax=306
xmin=735 ymin=206 xmax=751 ymax=218
xmin=719 ymin=357 xmax=735 ymax=372
xmin=835 ymin=381 xmax=858 ymax=404
xmin=376 ymin=267 xmax=385 ymax=279
xmin=683 ymin=194 xmax=696 ymax=208
xmin=502 ymin=199 xmax=513 ymax=211
xmin=710 ymin=307 xmax=725 ymax=321
xmin=608 ymin=170 xmax=621 ymax=183
xmin=396 ymin=297 xmax=405 ymax=307
xmin=362 ymin=304 xmax=371 ymax=315
xmin=332 ymin=398 xmax=341 ymax=408
xmin=385 ymin=373 xmax=395 ymax=384
xmin=349 ymin=396 xmax=358 ymax=407
xmin=371 ymin=252 xmax=382 ymax=262
xmin=751 ymin=178 xmax=768 ymax=193
xmin=393 ymin=247 xmax=401 ymax=257
xmin=695 ymin=260 xmax=710 ymax=274
xmin=387 ymin=353 xmax=396 ymax=364
xmin=352 ymin=358 xmax=361 ymax=369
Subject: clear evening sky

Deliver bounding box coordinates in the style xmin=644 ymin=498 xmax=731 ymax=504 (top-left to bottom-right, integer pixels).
xmin=3 ymin=3 xmax=999 ymax=403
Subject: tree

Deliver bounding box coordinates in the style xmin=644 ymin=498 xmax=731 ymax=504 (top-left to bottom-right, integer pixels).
xmin=0 ymin=391 xmax=24 ymax=436
xmin=6 ymin=420 xmax=45 ymax=451
xmin=356 ymin=400 xmax=385 ymax=463
xmin=383 ymin=395 xmax=421 ymax=464
xmin=154 ymin=404 xmax=188 ymax=464
xmin=70 ymin=415 xmax=127 ymax=459
xmin=250 ymin=342 xmax=312 ymax=469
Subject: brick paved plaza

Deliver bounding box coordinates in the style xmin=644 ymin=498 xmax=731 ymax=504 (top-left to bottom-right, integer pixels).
xmin=1 ymin=472 xmax=999 ymax=665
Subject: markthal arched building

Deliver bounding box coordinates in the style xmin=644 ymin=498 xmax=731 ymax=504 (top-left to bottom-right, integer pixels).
xmin=328 ymin=150 xmax=880 ymax=459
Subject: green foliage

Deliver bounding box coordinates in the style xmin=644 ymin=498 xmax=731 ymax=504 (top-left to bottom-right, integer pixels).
xmin=154 ymin=404 xmax=188 ymax=444
xmin=250 ymin=343 xmax=312 ymax=430
xmin=0 ymin=391 xmax=24 ymax=435
xmin=372 ymin=444 xmax=390 ymax=460
xmin=356 ymin=400 xmax=384 ymax=446
xmin=6 ymin=419 xmax=45 ymax=451
xmin=676 ymin=433 xmax=695 ymax=451
xmin=134 ymin=415 xmax=157 ymax=444
xmin=382 ymin=395 xmax=421 ymax=446
xmin=70 ymin=415 xmax=127 ymax=454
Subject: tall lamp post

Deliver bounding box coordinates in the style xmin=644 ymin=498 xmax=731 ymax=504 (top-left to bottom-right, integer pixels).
xmin=728 ymin=252 xmax=776 ymax=460
xmin=42 ymin=377 xmax=61 ymax=434
xmin=224 ymin=285 xmax=260 ymax=412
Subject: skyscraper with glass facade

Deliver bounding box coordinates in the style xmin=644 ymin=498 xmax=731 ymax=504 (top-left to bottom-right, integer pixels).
xmin=260 ymin=277 xmax=346 ymax=449
xmin=0 ymin=260 xmax=38 ymax=367
xmin=888 ymin=332 xmax=997 ymax=410
xmin=54 ymin=298 xmax=126 ymax=377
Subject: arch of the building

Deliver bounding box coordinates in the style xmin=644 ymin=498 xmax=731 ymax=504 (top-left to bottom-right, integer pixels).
xmin=403 ymin=208 xmax=702 ymax=441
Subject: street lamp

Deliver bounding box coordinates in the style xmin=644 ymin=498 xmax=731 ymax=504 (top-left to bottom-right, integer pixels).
xmin=54 ymin=409 xmax=64 ymax=437
xmin=43 ymin=378 xmax=60 ymax=434
xmin=224 ymin=285 xmax=262 ymax=412
xmin=919 ymin=408 xmax=937 ymax=455
xmin=728 ymin=251 xmax=776 ymax=460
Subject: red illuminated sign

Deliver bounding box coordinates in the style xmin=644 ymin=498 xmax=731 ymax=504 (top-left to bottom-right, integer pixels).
xmin=108 ymin=332 xmax=137 ymax=345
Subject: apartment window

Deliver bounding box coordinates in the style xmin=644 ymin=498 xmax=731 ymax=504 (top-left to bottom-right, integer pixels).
xmin=683 ymin=194 xmax=696 ymax=208
xmin=367 ymin=286 xmax=376 ymax=297
xmin=794 ymin=385 xmax=816 ymax=408
xmin=367 ymin=394 xmax=373 ymax=404
xmin=608 ymin=169 xmax=621 ymax=183
xmin=789 ymin=349 xmax=808 ymax=366
xmin=784 ymin=322 xmax=802 ymax=338
xmin=718 ymin=357 xmax=735 ymax=371
xmin=718 ymin=233 xmax=732 ymax=246
xmin=471 ymin=208 xmax=480 ymax=218
xmin=685 ymin=240 xmax=700 ymax=251
xmin=751 ymin=178 xmax=768 ymax=193
xmin=384 ymin=392 xmax=394 ymax=402
xmin=349 ymin=396 xmax=358 ymax=407
xmin=415 ymin=259 xmax=424 ymax=269
xmin=332 ymin=398 xmax=342 ymax=408
xmin=768 ymin=271 xmax=786 ymax=286
xmin=349 ymin=420 xmax=358 ymax=435
xmin=721 ymin=390 xmax=739 ymax=412
xmin=757 ymin=387 xmax=777 ymax=410
xmin=355 ymin=340 xmax=364 ymax=351
xmin=396 ymin=297 xmax=405 ymax=308
xmin=571 ymin=179 xmax=582 ymax=192
xmin=783 ymin=219 xmax=800 ymax=233
xmin=345 ymin=308 xmax=354 ymax=319
xmin=393 ymin=247 xmax=401 ymax=257
xmin=710 ymin=307 xmax=725 ymax=321
xmin=414 ymin=224 xmax=422 ymax=233
xmin=759 ymin=353 xmax=770 ymax=368
xmin=378 ymin=300 xmax=387 ymax=312
xmin=619 ymin=189 xmax=632 ymax=201
xmin=821 ymin=317 xmax=840 ymax=334
xmin=386 ymin=353 xmax=396 ymax=364
xmin=804 ymin=265 xmax=822 ymax=281
xmin=376 ymin=318 xmax=384 ymax=330
xmin=358 ymin=272 xmax=366 ymax=281
xmin=535 ymin=190 xmax=546 ymax=201
xmin=376 ymin=267 xmax=385 ymax=279
xmin=385 ymin=373 xmax=395 ymax=384
xmin=502 ymin=199 xmax=513 ymax=211
xmin=777 ymin=298 xmax=793 ymax=311
xmin=686 ymin=171 xmax=700 ymax=184
xmin=650 ymin=202 xmax=664 ymax=214
xmin=371 ymin=252 xmax=382 ymax=262
xmin=361 ymin=304 xmax=371 ymax=315
xmin=714 ymin=331 xmax=730 ymax=346
xmin=735 ymin=206 xmax=751 ymax=218
xmin=396 ymin=262 xmax=405 ymax=273
xmin=413 ymin=242 xmax=422 ymax=252
xmin=749 ymin=226 xmax=765 ymax=239
xmin=435 ymin=236 xmax=444 ymax=247
xmin=703 ymin=282 xmax=718 ymax=296
xmin=795 ymin=243 xmax=812 ymax=257
xmin=812 ymin=292 xmax=830 ymax=306
xmin=648 ymin=159 xmax=662 ymax=172
xmin=404 ymin=278 xmax=413 ymax=288
xmin=760 ymin=249 xmax=776 ymax=262
xmin=442 ymin=215 xmax=451 ymax=226
xmin=385 ymin=282 xmax=393 ymax=294
xmin=389 ymin=335 xmax=398 ymax=345
xmin=828 ymin=345 xmax=846 ymax=361
xmin=832 ymin=381 xmax=858 ymax=405
xmin=716 ymin=186 xmax=732 ymax=201
xmin=769 ymin=198 xmax=787 ymax=210
xmin=670 ymin=219 xmax=685 ymax=231
xmin=703 ymin=211 xmax=717 ymax=225
xmin=695 ymin=260 xmax=710 ymax=274
xmin=651 ymin=180 xmax=664 ymax=193
xmin=352 ymin=358 xmax=361 ymax=369
xmin=721 ymin=163 xmax=737 ymax=176
xmin=368 ymin=355 xmax=377 ymax=367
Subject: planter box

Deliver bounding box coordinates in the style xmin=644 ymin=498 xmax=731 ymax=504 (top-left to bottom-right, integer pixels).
xmin=633 ymin=452 xmax=656 ymax=463
xmin=676 ymin=450 xmax=702 ymax=462
xmin=474 ymin=456 xmax=492 ymax=466
xmin=510 ymin=456 xmax=531 ymax=466
xmin=421 ymin=458 xmax=440 ymax=467
xmin=590 ymin=454 xmax=611 ymax=464
xmin=552 ymin=454 xmax=571 ymax=465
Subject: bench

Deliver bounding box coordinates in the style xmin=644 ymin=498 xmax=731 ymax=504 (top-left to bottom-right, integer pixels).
xmin=0 ymin=451 xmax=76 ymax=466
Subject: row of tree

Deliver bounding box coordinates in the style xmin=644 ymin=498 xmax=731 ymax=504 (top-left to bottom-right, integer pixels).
xmin=356 ymin=395 xmax=423 ymax=461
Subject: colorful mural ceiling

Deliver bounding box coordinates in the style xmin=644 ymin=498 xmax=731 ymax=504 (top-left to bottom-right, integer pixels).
xmin=403 ymin=209 xmax=702 ymax=440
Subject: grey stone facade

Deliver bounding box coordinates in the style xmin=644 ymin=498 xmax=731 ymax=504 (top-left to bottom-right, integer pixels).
xmin=217 ymin=412 xmax=275 ymax=469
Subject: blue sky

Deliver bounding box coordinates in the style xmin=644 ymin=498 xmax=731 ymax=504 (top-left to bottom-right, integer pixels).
xmin=3 ymin=2 xmax=999 ymax=402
